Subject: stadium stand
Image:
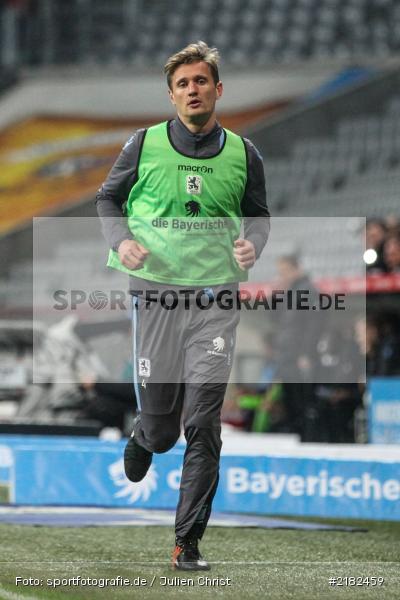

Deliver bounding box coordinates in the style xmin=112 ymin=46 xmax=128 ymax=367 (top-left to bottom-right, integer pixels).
xmin=265 ymin=110 xmax=400 ymax=219
xmin=6 ymin=0 xmax=400 ymax=68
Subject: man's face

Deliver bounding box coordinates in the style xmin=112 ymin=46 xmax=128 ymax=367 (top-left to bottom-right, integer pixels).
xmin=366 ymin=222 xmax=385 ymax=249
xmin=384 ymin=238 xmax=400 ymax=270
xmin=276 ymin=259 xmax=299 ymax=288
xmin=168 ymin=61 xmax=223 ymax=126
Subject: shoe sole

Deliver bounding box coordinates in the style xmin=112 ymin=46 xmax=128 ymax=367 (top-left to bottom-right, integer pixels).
xmin=124 ymin=437 xmax=152 ymax=482
xmin=173 ymin=561 xmax=211 ymax=571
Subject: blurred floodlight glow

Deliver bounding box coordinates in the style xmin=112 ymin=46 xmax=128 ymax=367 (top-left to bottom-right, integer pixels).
xmin=363 ymin=248 xmax=378 ymax=265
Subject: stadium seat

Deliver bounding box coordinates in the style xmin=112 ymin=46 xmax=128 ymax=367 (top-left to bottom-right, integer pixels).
xmin=10 ymin=0 xmax=400 ymax=67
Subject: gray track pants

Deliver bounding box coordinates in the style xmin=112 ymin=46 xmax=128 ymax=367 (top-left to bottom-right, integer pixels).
xmin=131 ymin=288 xmax=239 ymax=540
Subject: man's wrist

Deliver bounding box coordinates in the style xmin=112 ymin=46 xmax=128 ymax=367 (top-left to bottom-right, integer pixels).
xmin=112 ymin=236 xmax=134 ymax=253
xmin=245 ymin=234 xmax=262 ymax=259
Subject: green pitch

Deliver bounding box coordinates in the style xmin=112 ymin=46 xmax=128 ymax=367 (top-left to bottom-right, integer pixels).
xmin=0 ymin=518 xmax=399 ymax=600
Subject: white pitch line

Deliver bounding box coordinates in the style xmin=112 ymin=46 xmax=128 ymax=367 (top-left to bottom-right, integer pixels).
xmin=0 ymin=586 xmax=42 ymax=600
xmin=0 ymin=561 xmax=398 ymax=565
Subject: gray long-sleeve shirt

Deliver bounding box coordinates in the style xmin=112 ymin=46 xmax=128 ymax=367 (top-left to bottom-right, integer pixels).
xmin=96 ymin=117 xmax=270 ymax=288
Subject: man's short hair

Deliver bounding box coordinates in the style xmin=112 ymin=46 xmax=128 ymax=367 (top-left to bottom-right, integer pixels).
xmin=164 ymin=41 xmax=220 ymax=89
xmin=278 ymin=254 xmax=300 ymax=269
xmin=366 ymin=218 xmax=387 ymax=231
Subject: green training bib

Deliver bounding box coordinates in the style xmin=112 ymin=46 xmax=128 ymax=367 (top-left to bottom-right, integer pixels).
xmin=107 ymin=121 xmax=248 ymax=285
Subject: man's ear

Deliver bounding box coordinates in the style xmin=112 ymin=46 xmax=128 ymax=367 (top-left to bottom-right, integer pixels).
xmin=216 ymin=81 xmax=223 ymax=101
xmin=168 ymin=88 xmax=176 ymax=106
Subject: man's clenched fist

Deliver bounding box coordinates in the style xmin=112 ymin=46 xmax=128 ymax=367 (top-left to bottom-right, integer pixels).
xmin=118 ymin=239 xmax=149 ymax=270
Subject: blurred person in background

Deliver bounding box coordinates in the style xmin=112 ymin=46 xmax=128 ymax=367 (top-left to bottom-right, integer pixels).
xmin=17 ymin=316 xmax=102 ymax=423
xmin=355 ymin=315 xmax=400 ymax=377
xmin=383 ymin=231 xmax=400 ymax=273
xmin=17 ymin=317 xmax=135 ymax=431
xmin=364 ymin=218 xmax=388 ymax=273
xmin=96 ymin=41 xmax=269 ymax=570
xmin=229 ymin=333 xmax=288 ymax=433
xmin=273 ymin=254 xmax=320 ymax=440
xmin=312 ymin=325 xmax=363 ymax=443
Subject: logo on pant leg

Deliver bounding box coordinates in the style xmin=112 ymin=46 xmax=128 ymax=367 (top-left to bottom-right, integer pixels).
xmin=213 ymin=337 xmax=225 ymax=352
xmin=207 ymin=337 xmax=227 ymax=358
xmin=138 ymin=358 xmax=151 ymax=377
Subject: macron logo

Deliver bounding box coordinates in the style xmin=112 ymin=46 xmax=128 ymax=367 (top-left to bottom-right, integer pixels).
xmin=178 ymin=164 xmax=213 ymax=174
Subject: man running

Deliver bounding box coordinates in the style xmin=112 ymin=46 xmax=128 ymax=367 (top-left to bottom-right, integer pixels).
xmin=96 ymin=41 xmax=269 ymax=570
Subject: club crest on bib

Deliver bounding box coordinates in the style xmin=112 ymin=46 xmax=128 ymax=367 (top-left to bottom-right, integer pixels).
xmin=186 ymin=174 xmax=202 ymax=195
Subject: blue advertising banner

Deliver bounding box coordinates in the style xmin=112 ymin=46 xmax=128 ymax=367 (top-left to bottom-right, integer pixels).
xmin=214 ymin=456 xmax=400 ymax=521
xmin=0 ymin=435 xmax=399 ymax=521
xmin=369 ymin=378 xmax=400 ymax=444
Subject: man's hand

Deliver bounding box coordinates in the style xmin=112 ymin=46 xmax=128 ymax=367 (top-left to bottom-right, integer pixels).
xmin=118 ymin=239 xmax=149 ymax=270
xmin=233 ymin=239 xmax=256 ymax=270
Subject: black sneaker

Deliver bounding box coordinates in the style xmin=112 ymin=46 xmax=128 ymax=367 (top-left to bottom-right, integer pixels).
xmin=172 ymin=538 xmax=210 ymax=571
xmin=124 ymin=435 xmax=153 ymax=482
